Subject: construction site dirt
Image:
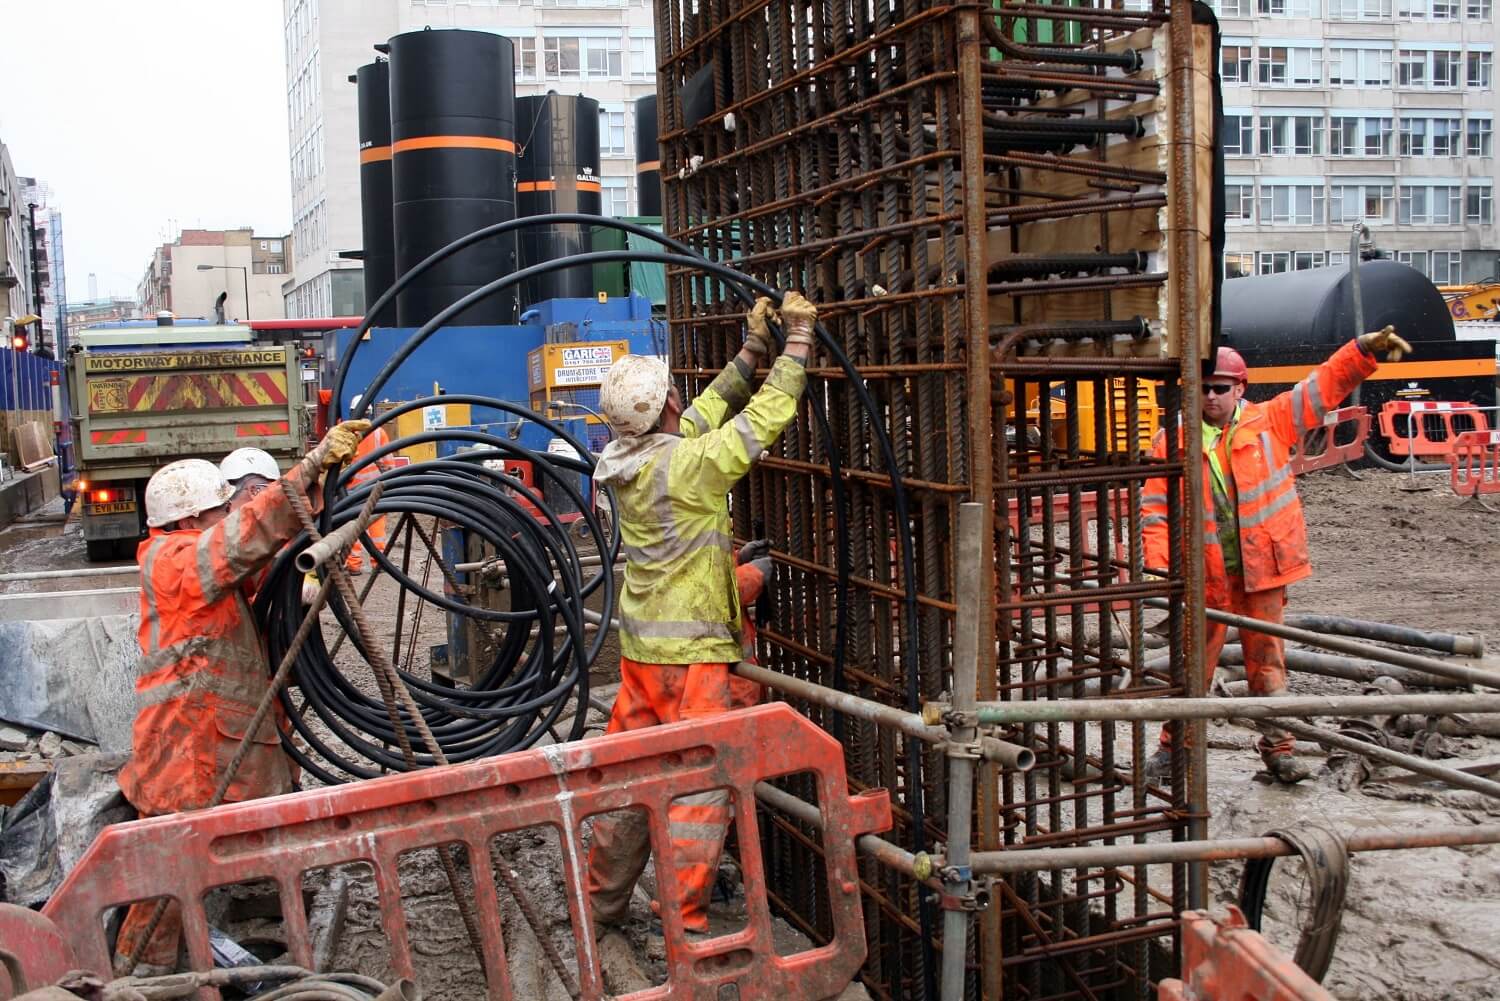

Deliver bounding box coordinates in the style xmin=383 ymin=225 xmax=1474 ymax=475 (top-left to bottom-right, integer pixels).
xmin=0 ymin=469 xmax=1496 ymax=1000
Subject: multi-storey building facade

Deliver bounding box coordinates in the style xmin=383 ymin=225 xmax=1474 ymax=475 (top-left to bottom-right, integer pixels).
xmin=20 ymin=179 xmax=64 ymax=354
xmin=283 ymin=0 xmax=657 ymax=319
xmin=137 ymin=229 xmax=290 ymax=322
xmin=0 ymin=141 xmax=36 ymax=323
xmin=1207 ymin=0 xmax=1499 ymax=283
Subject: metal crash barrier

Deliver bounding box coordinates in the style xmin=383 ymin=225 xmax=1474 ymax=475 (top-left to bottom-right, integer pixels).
xmin=1377 ymin=400 xmax=1490 ymax=459
xmin=0 ymin=703 xmax=891 ymax=1001
xmin=1158 ymin=907 xmax=1335 ymax=1001
xmin=1290 ymin=405 xmax=1371 ymax=475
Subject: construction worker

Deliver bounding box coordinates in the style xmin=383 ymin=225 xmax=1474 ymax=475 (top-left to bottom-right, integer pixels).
xmin=344 ymin=394 xmax=392 ymax=575
xmin=219 ymin=446 xmax=280 ymax=511
xmin=586 ymin=291 xmax=817 ymax=936
xmin=1142 ymin=327 xmax=1411 ymax=784
xmin=113 ymin=420 xmax=370 ymax=972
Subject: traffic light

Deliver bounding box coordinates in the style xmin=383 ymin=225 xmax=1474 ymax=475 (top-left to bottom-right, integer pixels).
xmin=10 ymin=333 xmax=26 ymax=351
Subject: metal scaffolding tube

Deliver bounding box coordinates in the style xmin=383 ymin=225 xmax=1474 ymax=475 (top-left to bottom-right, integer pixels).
xmin=940 ymin=692 xmax=1500 ymax=725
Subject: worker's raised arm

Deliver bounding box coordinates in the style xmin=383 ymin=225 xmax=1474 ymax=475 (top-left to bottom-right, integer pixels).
xmin=1259 ymin=329 xmax=1405 ymax=447
xmin=680 ymin=297 xmax=778 ymax=438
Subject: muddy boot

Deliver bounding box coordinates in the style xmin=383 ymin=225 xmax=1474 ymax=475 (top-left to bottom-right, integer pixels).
xmin=1143 ymin=748 xmax=1173 ymax=783
xmin=1264 ymin=753 xmax=1313 ymax=785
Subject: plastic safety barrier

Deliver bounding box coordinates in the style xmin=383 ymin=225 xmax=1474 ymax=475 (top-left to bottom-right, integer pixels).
xmin=1377 ymin=400 xmax=1490 ymax=459
xmin=0 ymin=703 xmax=891 ymax=1001
xmin=1158 ymin=907 xmax=1335 ymax=1001
xmin=1449 ymin=429 xmax=1500 ymax=508
xmin=1290 ymin=406 xmax=1370 ymax=475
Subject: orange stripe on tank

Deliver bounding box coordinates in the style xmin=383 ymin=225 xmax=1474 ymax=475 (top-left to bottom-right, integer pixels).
xmin=359 ymin=145 xmax=392 ymax=163
xmin=392 ymin=135 xmax=517 ymax=155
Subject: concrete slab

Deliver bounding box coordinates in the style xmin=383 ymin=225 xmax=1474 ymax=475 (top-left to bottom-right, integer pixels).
xmin=0 ymin=611 xmax=139 ymax=750
xmin=0 ymin=465 xmax=59 ymax=530
xmin=0 ymin=586 xmax=139 ymax=621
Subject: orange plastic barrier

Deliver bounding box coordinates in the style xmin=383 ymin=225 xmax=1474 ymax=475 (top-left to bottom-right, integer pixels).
xmin=1377 ymin=400 xmax=1490 ymax=459
xmin=1449 ymin=429 xmax=1500 ymax=508
xmin=1290 ymin=405 xmax=1370 ymax=475
xmin=0 ymin=704 xmax=890 ymax=1001
xmin=1159 ymin=907 xmax=1336 ymax=1001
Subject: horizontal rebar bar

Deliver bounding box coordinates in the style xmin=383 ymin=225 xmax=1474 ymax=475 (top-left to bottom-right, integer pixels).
xmin=931 ymin=692 xmax=1500 ymax=726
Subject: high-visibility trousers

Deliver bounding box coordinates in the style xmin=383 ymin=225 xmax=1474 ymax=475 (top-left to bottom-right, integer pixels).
xmin=114 ymin=812 xmax=180 ymax=968
xmin=586 ymin=657 xmax=761 ymax=932
xmin=344 ymin=513 xmax=387 ymax=572
xmin=1160 ymin=574 xmax=1294 ymax=759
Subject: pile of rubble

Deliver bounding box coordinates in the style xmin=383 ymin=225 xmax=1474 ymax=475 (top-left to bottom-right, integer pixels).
xmin=1 ymin=722 xmax=95 ymax=761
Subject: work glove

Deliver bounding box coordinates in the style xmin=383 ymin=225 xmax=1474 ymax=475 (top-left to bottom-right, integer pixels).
xmin=779 ymin=291 xmax=818 ymax=350
xmin=301 ymin=575 xmax=322 ymax=606
xmin=738 ymin=538 xmax=772 ymax=565
xmin=1357 ymin=325 xmax=1413 ymax=362
xmin=744 ymin=297 xmax=778 ymax=357
xmin=308 ymin=419 xmax=372 ymax=470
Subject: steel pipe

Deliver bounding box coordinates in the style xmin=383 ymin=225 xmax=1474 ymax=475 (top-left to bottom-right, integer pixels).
xmin=753 ymin=781 xmax=936 ymax=885
xmin=934 ymin=692 xmax=1500 ymax=726
xmin=1146 ymin=644 xmax=1466 ymax=689
xmin=294 ymin=485 xmax=386 ymax=573
xmin=1283 ymin=613 xmax=1484 ymax=658
xmin=0 ymin=565 xmax=138 ymax=583
xmin=1275 ymin=717 xmax=1500 ymax=798
xmin=958 ymin=824 xmax=1500 ymax=875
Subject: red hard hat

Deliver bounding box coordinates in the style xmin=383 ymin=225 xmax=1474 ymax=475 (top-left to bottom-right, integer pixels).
xmin=1210 ymin=346 xmax=1248 ymax=384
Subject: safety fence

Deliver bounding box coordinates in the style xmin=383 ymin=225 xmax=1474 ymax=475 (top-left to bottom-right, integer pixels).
xmin=653 ymin=1 xmax=1215 ymax=996
xmin=0 ymin=704 xmax=891 ymax=1001
xmin=0 ymin=347 xmax=60 ymax=415
xmin=1449 ymin=429 xmax=1500 ymax=508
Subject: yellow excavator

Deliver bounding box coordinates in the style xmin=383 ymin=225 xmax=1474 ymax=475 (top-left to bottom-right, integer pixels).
xmin=1439 ymin=282 xmax=1500 ymax=322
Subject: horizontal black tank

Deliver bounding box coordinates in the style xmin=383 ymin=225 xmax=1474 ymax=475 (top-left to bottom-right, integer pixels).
xmin=515 ymin=93 xmax=601 ymax=307
xmin=1223 ymin=260 xmax=1455 ymax=351
xmin=389 ymin=28 xmax=517 ymax=326
xmin=354 ymin=59 xmax=396 ymax=326
xmin=634 ymin=94 xmax=661 ymax=217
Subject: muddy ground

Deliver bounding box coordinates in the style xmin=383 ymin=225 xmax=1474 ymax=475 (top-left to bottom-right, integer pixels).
xmin=2 ymin=470 xmax=1497 ymax=999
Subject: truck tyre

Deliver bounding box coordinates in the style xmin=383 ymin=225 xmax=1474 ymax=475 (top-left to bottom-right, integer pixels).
xmin=85 ymin=539 xmax=134 ymax=563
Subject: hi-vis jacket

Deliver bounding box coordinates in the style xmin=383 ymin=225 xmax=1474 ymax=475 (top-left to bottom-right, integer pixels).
xmin=594 ymin=356 xmax=806 ymax=664
xmin=1142 ymin=339 xmax=1378 ymax=605
xmin=118 ymin=456 xmax=322 ymax=816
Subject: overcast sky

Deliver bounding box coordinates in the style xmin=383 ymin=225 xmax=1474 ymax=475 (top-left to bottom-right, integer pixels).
xmin=0 ymin=1 xmax=290 ymax=302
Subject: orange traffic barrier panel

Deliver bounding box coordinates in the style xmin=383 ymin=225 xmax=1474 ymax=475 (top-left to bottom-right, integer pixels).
xmin=1377 ymin=400 xmax=1490 ymax=459
xmin=1449 ymin=429 xmax=1500 ymax=510
xmin=0 ymin=703 xmax=891 ymax=1001
xmin=1159 ymin=906 xmax=1336 ymax=1001
xmin=1290 ymin=405 xmax=1370 ymax=475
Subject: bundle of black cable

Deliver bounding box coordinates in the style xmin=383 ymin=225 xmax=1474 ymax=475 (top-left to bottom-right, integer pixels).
xmin=254 ymin=395 xmax=617 ymax=785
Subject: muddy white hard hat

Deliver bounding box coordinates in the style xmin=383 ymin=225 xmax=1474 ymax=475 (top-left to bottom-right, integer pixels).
xmin=219 ymin=447 xmax=280 ymax=484
xmin=145 ymin=458 xmax=234 ymax=527
xmin=599 ymin=355 xmax=670 ymax=437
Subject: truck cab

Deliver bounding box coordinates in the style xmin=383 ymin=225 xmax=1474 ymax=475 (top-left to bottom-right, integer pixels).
xmin=67 ymin=317 xmax=309 ymax=561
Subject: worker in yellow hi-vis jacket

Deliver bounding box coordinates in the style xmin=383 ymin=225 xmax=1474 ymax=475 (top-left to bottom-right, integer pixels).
xmin=586 ymin=291 xmax=818 ymax=934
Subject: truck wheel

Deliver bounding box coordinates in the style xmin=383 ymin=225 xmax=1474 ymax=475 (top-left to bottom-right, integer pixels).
xmin=85 ymin=539 xmax=118 ymax=563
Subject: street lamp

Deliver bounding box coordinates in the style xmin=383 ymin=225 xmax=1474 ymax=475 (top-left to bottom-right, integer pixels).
xmin=196 ymin=264 xmax=251 ymax=322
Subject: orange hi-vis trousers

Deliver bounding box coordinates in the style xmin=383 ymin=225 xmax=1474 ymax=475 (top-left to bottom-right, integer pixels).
xmin=1159 ymin=574 xmax=1294 ymax=759
xmin=344 ymin=513 xmax=387 ymax=572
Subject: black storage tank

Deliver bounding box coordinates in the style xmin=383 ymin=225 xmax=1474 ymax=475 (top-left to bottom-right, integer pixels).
xmin=389 ymin=28 xmax=518 ymax=326
xmin=354 ymin=59 xmax=396 ymax=325
xmin=515 ymin=92 xmax=601 ymax=306
xmin=634 ymin=94 xmax=661 ymax=217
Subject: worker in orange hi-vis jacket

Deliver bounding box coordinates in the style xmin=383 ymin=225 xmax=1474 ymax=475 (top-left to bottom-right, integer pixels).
xmin=112 ymin=419 xmax=370 ymax=974
xmin=344 ymin=394 xmax=394 ymax=575
xmin=1142 ymin=326 xmax=1411 ymax=786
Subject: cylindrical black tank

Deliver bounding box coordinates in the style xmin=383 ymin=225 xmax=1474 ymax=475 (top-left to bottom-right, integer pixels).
xmin=1223 ymin=260 xmax=1455 ymax=351
xmin=389 ymin=28 xmax=517 ymax=326
xmin=354 ymin=59 xmax=396 ymax=325
xmin=634 ymin=94 xmax=661 ymax=217
xmin=515 ymin=92 xmax=601 ymax=307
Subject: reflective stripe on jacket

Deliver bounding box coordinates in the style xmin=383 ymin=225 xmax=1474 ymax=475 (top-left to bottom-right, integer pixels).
xmin=1142 ymin=339 xmax=1377 ymax=603
xmin=594 ymin=356 xmax=806 ymax=664
xmin=118 ymin=455 xmax=322 ymax=815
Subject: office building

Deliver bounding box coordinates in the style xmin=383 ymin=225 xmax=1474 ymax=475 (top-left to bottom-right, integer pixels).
xmin=137 ymin=228 xmax=290 ymax=322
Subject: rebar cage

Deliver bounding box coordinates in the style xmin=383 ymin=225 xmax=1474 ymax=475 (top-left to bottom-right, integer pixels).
xmin=651 ymin=1 xmax=1215 ymax=997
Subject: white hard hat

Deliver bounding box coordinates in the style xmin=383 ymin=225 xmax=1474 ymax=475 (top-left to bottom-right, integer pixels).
xmin=350 ymin=394 xmax=363 ymax=413
xmin=599 ymin=355 xmax=670 ymax=437
xmin=145 ymin=459 xmax=234 ymax=527
xmin=220 ymin=447 xmax=280 ymax=484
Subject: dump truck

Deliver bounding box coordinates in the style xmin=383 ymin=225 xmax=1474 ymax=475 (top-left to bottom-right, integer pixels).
xmin=66 ymin=317 xmax=307 ymax=561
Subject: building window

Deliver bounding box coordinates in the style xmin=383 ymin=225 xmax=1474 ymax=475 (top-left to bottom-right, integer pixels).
xmin=1260 ymin=113 xmax=1325 ymax=155
xmin=1330 ymin=0 xmax=1394 ymax=15
xmin=1293 ymin=251 xmax=1329 ymax=270
xmin=1399 ymin=184 xmax=1463 ymax=224
xmin=1433 ymin=117 xmax=1464 ymax=155
xmin=1396 ymin=251 xmax=1431 ymax=277
xmin=1468 ymin=117 xmax=1493 ymax=155
xmin=544 ymin=36 xmax=581 ymax=78
xmin=1258 ymin=0 xmax=1321 ymax=11
xmin=1330 ymin=115 xmax=1393 ymax=155
xmin=601 ymin=177 xmax=630 ymax=216
xmin=1222 ymin=45 xmax=1252 ymax=83
xmin=1225 ymin=253 xmax=1255 ymax=279
xmin=1258 ymin=46 xmax=1321 ymax=85
xmin=1467 ymin=0 xmax=1493 ymax=17
xmin=515 ymin=37 xmax=537 ymax=79
xmin=1259 ymin=183 xmax=1326 ymax=224
xmin=599 ymin=109 xmax=627 ymax=155
xmin=1431 ymin=252 xmax=1463 ymax=284
xmin=1329 ymin=46 xmax=1393 ymax=86
xmin=267 ymin=264 xmax=284 ymax=275
xmin=1217 ymin=0 xmax=1254 ymax=14
xmin=1398 ymin=48 xmax=1427 ymax=86
xmin=1404 ymin=116 xmax=1464 ymax=155
xmin=1226 ymin=182 xmax=1256 ymax=221
xmin=630 ymin=36 xmax=653 ymax=78
xmin=1468 ymin=51 xmax=1493 ymax=88
xmin=1259 ymin=251 xmax=1293 ymax=275
xmin=1467 ymin=184 xmax=1493 ymax=222
xmin=583 ymin=37 xmax=623 ymax=78
xmin=1330 ymin=182 xmax=1395 ymax=223
xmin=1433 ymin=50 xmax=1462 ymax=86
xmin=1223 ymin=114 xmax=1254 ymax=155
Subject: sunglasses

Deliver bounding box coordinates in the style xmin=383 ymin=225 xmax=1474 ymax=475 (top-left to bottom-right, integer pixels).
xmin=1203 ymin=383 xmax=1239 ymax=396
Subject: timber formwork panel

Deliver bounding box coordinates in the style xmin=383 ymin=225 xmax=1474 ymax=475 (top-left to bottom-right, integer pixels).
xmin=652 ymin=2 xmax=1214 ymax=999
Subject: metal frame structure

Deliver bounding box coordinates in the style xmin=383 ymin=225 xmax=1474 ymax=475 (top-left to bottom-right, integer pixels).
xmin=653 ymin=1 xmax=1217 ymax=997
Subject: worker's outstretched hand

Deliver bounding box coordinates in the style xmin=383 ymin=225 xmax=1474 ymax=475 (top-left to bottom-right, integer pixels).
xmin=779 ymin=291 xmax=818 ymax=349
xmin=745 ymin=297 xmax=779 ymax=357
xmin=1358 ymin=325 xmax=1413 ymax=362
xmin=311 ymin=419 xmax=373 ymax=469
xmin=738 ymin=538 xmax=771 ymax=565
